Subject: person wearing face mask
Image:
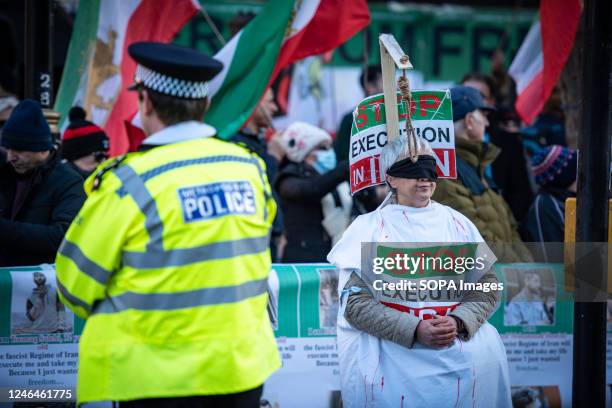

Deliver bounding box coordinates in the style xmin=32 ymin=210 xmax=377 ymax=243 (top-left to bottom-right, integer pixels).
xmin=60 ymin=106 xmax=110 ymax=179
xmin=433 ymin=86 xmax=532 ymax=263
xmin=275 ymin=122 xmax=350 ymax=263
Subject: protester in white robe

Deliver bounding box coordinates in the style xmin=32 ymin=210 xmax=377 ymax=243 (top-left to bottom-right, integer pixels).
xmin=328 ymin=136 xmax=511 ymax=407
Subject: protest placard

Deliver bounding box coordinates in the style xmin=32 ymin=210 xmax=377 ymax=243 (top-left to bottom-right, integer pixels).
xmin=349 ymin=90 xmax=456 ymax=194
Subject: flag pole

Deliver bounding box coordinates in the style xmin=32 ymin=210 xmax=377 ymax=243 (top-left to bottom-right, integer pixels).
xmin=199 ymin=6 xmax=226 ymax=46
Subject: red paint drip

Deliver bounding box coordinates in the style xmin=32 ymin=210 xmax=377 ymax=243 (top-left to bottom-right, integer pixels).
xmin=380 ymin=218 xmax=389 ymax=239
xmin=453 ymin=217 xmax=468 ymax=237
xmin=401 ymin=395 xmax=405 ymax=408
xmin=381 ymin=376 xmax=385 ymax=391
xmin=454 ymin=377 xmax=461 ymax=408
xmin=371 ymin=356 xmax=381 ymax=402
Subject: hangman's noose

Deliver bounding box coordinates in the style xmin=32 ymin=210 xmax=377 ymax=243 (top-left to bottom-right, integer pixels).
xmin=397 ymin=55 xmax=418 ymax=162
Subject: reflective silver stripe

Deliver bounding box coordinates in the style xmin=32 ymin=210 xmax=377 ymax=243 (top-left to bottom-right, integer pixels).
xmin=115 ymin=157 xmax=267 ymax=248
xmin=58 ymin=240 xmax=112 ymax=285
xmin=249 ymin=156 xmax=270 ymax=221
xmin=122 ymin=235 xmax=269 ymax=269
xmin=56 ymin=279 xmax=91 ymax=313
xmin=92 ymin=277 xmax=268 ymax=314
xmin=114 ymin=165 xmax=164 ymax=248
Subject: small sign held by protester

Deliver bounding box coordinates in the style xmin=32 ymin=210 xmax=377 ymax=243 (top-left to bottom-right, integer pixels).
xmin=349 ymin=90 xmax=456 ymax=194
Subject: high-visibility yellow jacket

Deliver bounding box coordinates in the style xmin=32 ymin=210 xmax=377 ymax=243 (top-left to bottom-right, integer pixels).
xmin=56 ymin=127 xmax=280 ymax=403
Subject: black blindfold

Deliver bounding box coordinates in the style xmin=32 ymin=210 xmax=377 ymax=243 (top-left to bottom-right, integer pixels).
xmin=386 ymin=155 xmax=438 ymax=181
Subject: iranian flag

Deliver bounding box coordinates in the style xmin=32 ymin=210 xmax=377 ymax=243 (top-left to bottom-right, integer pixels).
xmin=509 ymin=0 xmax=581 ymax=125
xmin=55 ymin=0 xmax=200 ymax=155
xmin=67 ymin=0 xmax=370 ymax=155
xmin=206 ymin=0 xmax=370 ymax=139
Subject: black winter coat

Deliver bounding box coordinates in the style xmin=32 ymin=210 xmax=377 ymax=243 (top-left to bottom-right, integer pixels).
xmin=523 ymin=188 xmax=574 ymax=262
xmin=524 ymin=188 xmax=574 ymax=243
xmin=230 ymin=130 xmax=283 ymax=233
xmin=275 ymin=160 xmax=349 ymax=263
xmin=488 ymin=126 xmax=535 ymax=224
xmin=230 ymin=130 xmax=284 ymax=261
xmin=0 ymin=150 xmax=86 ymax=266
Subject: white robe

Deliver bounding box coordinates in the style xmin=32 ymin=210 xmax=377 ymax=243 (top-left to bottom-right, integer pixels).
xmin=327 ymin=199 xmax=512 ymax=408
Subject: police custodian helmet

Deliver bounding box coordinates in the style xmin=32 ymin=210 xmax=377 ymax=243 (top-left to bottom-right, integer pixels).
xmin=127 ymin=41 xmax=223 ymax=100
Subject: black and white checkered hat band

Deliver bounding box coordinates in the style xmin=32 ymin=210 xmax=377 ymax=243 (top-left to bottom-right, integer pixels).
xmin=134 ymin=64 xmax=209 ymax=99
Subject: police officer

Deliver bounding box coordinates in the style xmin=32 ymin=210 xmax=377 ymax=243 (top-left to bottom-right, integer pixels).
xmin=55 ymin=42 xmax=280 ymax=407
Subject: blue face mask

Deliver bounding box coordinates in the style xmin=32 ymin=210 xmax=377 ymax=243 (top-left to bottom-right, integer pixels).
xmin=312 ymin=149 xmax=337 ymax=174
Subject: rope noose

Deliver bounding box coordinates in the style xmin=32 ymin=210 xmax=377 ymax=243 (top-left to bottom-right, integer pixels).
xmin=398 ymin=65 xmax=418 ymax=162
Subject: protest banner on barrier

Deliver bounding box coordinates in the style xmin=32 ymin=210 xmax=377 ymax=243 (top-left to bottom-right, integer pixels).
xmin=349 ymin=90 xmax=456 ymax=194
xmin=489 ymin=263 xmax=575 ymax=408
xmin=0 ymin=264 xmax=610 ymax=407
xmin=263 ymin=265 xmax=341 ymax=407
xmin=0 ymin=264 xmax=80 ymax=403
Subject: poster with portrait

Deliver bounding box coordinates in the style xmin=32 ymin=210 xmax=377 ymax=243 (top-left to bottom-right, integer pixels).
xmin=491 ymin=263 xmax=571 ymax=335
xmin=510 ymin=385 xmax=562 ymax=408
xmin=263 ymin=264 xmax=341 ymax=408
xmin=317 ymin=268 xmax=339 ymax=330
xmin=489 ymin=263 xmax=573 ymax=407
xmin=502 ymin=267 xmax=557 ymax=327
xmin=10 ymin=268 xmax=74 ymax=336
xmin=0 ymin=265 xmax=81 ymax=394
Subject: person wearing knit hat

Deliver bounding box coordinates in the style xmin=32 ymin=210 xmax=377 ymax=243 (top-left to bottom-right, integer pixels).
xmin=61 ymin=106 xmax=109 ymax=178
xmin=281 ymin=121 xmax=333 ymax=165
xmin=276 ymin=121 xmax=351 ymax=263
xmin=531 ymin=145 xmax=577 ymax=190
xmin=1 ymin=99 xmax=54 ymax=156
xmin=524 ymin=145 xmax=578 ymax=248
xmin=0 ymin=99 xmax=86 ymax=267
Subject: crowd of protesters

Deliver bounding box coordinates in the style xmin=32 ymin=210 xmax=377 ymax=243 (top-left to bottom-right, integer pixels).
xmin=0 ymin=3 xmax=592 ymax=406
xmin=0 ymin=61 xmax=577 ymax=268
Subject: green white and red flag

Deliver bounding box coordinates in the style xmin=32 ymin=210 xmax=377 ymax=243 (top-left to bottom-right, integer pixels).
xmin=508 ymin=0 xmax=581 ymax=124
xmin=206 ymin=0 xmax=370 ymax=140
xmin=54 ymin=0 xmax=200 ymax=155
xmin=57 ymin=0 xmax=370 ymax=156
